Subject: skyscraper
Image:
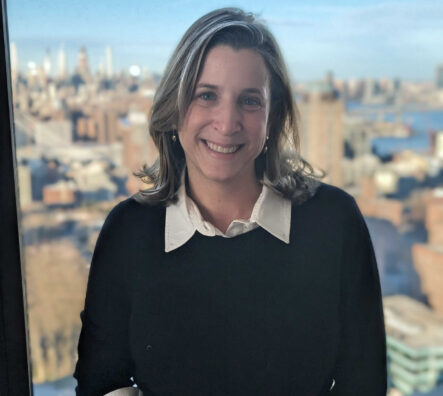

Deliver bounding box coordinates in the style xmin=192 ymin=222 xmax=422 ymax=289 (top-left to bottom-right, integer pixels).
xmin=299 ymin=78 xmax=344 ymax=187
xmin=57 ymin=45 xmax=67 ymax=80
xmin=10 ymin=41 xmax=18 ymax=82
xmin=43 ymin=49 xmax=51 ymax=78
xmin=105 ymin=45 xmax=113 ymax=79
xmin=76 ymin=46 xmax=90 ymax=81
xmin=436 ymin=64 xmax=443 ymax=90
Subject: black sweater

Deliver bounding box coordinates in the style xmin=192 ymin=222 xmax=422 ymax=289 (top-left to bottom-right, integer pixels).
xmin=74 ymin=183 xmax=387 ymax=396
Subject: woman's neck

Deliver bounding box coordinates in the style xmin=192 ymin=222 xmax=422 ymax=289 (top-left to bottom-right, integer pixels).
xmin=186 ymin=173 xmax=262 ymax=234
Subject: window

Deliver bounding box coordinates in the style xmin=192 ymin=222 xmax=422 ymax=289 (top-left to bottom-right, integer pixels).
xmin=2 ymin=1 xmax=443 ymax=395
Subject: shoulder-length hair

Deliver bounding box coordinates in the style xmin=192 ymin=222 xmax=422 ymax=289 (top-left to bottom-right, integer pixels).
xmin=134 ymin=7 xmax=321 ymax=205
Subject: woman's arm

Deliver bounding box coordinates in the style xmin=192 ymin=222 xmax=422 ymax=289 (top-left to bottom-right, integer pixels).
xmin=74 ymin=202 xmax=134 ymax=395
xmin=332 ymin=197 xmax=387 ymax=395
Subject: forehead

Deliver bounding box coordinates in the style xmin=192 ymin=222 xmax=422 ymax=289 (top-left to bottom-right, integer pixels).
xmin=197 ymin=45 xmax=269 ymax=90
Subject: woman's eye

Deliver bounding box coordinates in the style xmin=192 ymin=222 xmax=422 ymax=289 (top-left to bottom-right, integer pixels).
xmin=241 ymin=97 xmax=262 ymax=108
xmin=197 ymin=92 xmax=216 ymax=101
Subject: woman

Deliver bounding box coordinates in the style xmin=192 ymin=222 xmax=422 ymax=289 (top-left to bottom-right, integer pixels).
xmin=74 ymin=8 xmax=386 ymax=396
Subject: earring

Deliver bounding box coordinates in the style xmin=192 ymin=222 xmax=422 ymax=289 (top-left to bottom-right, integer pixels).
xmin=172 ymin=131 xmax=177 ymax=142
xmin=263 ymin=135 xmax=269 ymax=154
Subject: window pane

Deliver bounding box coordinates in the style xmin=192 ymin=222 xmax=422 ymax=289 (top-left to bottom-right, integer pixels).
xmin=5 ymin=1 xmax=443 ymax=395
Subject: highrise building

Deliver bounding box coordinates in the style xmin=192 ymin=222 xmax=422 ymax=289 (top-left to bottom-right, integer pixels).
xmin=299 ymin=79 xmax=344 ymax=187
xmin=121 ymin=108 xmax=157 ymax=194
xmin=436 ymin=64 xmax=443 ymax=90
xmin=35 ymin=120 xmax=72 ymax=146
xmin=105 ymin=45 xmax=113 ymax=79
xmin=57 ymin=45 xmax=67 ymax=80
xmin=363 ymin=78 xmax=380 ymax=103
xmin=76 ymin=46 xmax=91 ymax=81
xmin=17 ymin=163 xmax=32 ymax=207
xmin=43 ymin=49 xmax=51 ymax=78
xmin=435 ymin=131 xmax=443 ymax=159
xmin=93 ymin=108 xmax=119 ymax=144
xmin=384 ymin=295 xmax=443 ymax=394
xmin=10 ymin=41 xmax=18 ymax=82
xmin=413 ymin=194 xmax=443 ymax=315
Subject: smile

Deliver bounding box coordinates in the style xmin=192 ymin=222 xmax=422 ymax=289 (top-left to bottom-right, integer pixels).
xmin=204 ymin=140 xmax=241 ymax=154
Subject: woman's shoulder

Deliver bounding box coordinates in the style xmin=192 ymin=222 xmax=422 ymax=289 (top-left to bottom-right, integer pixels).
xmin=294 ymin=181 xmax=361 ymax=223
xmin=102 ymin=196 xmax=166 ymax=233
xmin=312 ymin=182 xmax=355 ymax=205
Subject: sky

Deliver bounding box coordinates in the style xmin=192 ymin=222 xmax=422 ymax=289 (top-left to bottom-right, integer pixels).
xmin=5 ymin=0 xmax=443 ymax=81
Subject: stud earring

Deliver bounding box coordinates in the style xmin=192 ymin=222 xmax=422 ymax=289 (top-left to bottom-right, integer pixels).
xmin=172 ymin=131 xmax=177 ymax=142
xmin=263 ymin=135 xmax=269 ymax=154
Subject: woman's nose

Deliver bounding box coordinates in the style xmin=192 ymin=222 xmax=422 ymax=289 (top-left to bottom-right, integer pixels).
xmin=212 ymin=101 xmax=241 ymax=135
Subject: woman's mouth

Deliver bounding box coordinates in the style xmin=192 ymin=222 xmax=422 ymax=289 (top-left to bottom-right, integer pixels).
xmin=204 ymin=140 xmax=241 ymax=154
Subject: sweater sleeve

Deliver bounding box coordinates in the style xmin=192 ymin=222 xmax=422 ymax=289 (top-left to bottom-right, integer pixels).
xmin=332 ymin=197 xmax=387 ymax=395
xmin=74 ymin=202 xmax=134 ymax=395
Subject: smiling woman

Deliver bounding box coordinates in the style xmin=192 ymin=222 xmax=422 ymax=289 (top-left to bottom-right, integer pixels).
xmin=74 ymin=7 xmax=387 ymax=396
xmin=135 ymin=8 xmax=319 ymax=207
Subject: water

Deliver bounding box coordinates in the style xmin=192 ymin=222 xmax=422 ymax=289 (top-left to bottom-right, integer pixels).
xmin=347 ymin=102 xmax=443 ymax=157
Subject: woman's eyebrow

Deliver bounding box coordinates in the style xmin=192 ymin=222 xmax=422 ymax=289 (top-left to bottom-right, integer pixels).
xmin=196 ymin=84 xmax=265 ymax=96
xmin=196 ymin=83 xmax=218 ymax=90
xmin=242 ymin=88 xmax=264 ymax=95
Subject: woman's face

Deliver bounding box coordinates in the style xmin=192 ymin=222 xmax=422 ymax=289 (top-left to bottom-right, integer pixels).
xmin=178 ymin=45 xmax=270 ymax=187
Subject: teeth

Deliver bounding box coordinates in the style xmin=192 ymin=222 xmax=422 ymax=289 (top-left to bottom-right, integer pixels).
xmin=206 ymin=141 xmax=239 ymax=154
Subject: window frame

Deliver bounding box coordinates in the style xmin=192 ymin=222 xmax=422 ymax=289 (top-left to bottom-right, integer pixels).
xmin=0 ymin=0 xmax=32 ymax=394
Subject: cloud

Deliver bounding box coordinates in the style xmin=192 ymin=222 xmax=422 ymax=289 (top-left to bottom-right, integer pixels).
xmin=266 ymin=1 xmax=443 ymax=39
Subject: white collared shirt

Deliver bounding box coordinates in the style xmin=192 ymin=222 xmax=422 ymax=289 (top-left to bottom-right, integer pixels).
xmin=164 ymin=179 xmax=291 ymax=253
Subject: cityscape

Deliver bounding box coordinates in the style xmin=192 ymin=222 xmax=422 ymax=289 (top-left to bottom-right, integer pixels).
xmin=6 ymin=2 xmax=443 ymax=395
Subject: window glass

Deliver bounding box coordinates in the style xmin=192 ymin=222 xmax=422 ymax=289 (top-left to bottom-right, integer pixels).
xmin=6 ymin=1 xmax=443 ymax=395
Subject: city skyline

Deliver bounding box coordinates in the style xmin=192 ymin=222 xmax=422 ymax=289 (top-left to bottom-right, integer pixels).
xmin=7 ymin=3 xmax=443 ymax=393
xmin=6 ymin=0 xmax=443 ymax=81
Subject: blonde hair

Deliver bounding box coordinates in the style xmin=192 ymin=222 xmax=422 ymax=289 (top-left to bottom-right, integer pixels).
xmin=135 ymin=8 xmax=320 ymax=205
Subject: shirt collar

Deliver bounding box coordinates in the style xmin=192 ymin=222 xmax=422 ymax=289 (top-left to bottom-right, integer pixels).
xmin=250 ymin=182 xmax=291 ymax=244
xmin=165 ymin=176 xmax=291 ymax=253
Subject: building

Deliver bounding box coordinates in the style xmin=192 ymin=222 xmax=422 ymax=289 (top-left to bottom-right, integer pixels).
xmin=413 ymin=244 xmax=443 ymax=314
xmin=68 ymin=160 xmax=117 ymax=202
xmin=34 ymin=120 xmax=72 ymax=147
xmin=433 ymin=131 xmax=443 ymax=160
xmin=9 ymin=41 xmax=18 ymax=82
xmin=57 ymin=45 xmax=67 ymax=80
xmin=425 ymin=196 xmax=443 ymax=245
xmin=28 ymin=158 xmax=62 ymax=201
xmin=299 ymin=79 xmax=344 ymax=187
xmin=105 ymin=45 xmax=113 ymax=79
xmin=384 ymin=295 xmax=443 ymax=395
xmin=120 ymin=110 xmax=157 ymax=194
xmin=19 ymin=142 xmax=124 ymax=169
xmin=435 ymin=64 xmax=443 ymax=91
xmin=25 ymin=240 xmax=88 ymax=383
xmin=95 ymin=108 xmax=119 ymax=144
xmin=363 ymin=78 xmax=379 ymax=103
xmin=17 ymin=163 xmax=32 ymax=207
xmin=355 ymin=175 xmax=408 ymax=227
xmin=76 ymin=46 xmax=91 ymax=82
xmin=43 ymin=49 xmax=51 ymax=78
xmin=42 ymin=180 xmax=76 ymax=206
xmin=343 ymin=118 xmax=373 ymax=158
xmin=76 ymin=116 xmax=97 ymax=140
xmin=413 ymin=193 xmax=443 ymax=315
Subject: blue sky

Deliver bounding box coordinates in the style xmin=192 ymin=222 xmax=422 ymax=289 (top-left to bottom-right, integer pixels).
xmin=6 ymin=0 xmax=443 ymax=81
